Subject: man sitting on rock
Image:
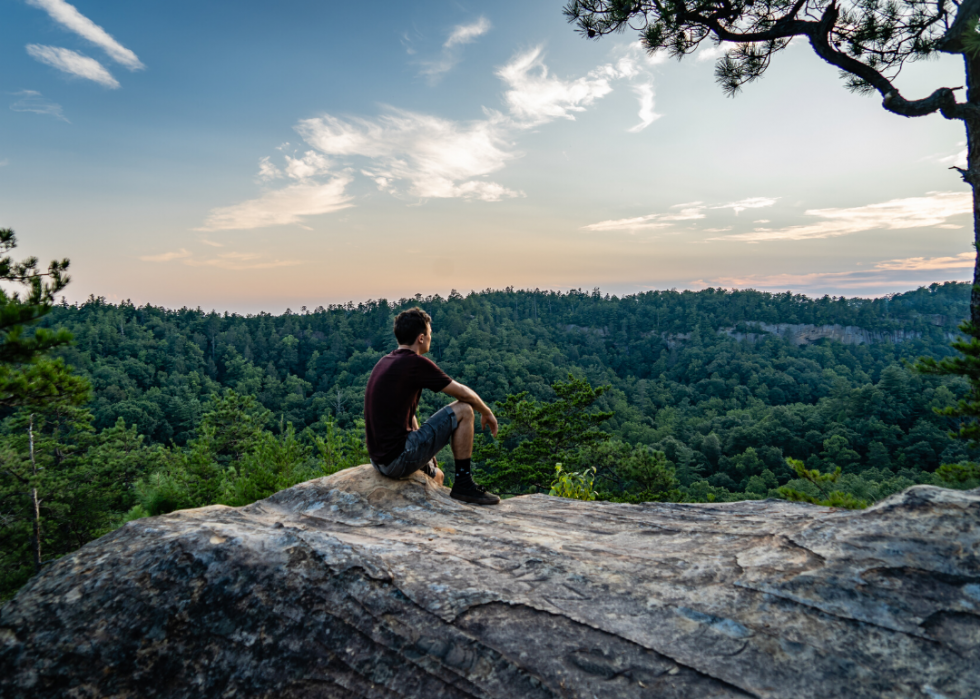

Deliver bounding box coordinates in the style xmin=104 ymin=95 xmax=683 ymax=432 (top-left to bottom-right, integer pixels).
xmin=364 ymin=306 xmax=501 ymax=505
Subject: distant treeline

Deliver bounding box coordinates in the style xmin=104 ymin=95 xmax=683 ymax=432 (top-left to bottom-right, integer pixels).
xmin=41 ymin=282 xmax=970 ymax=449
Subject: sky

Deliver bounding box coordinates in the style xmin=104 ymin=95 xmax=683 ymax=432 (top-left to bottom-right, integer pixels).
xmin=1 ymin=0 xmax=974 ymax=313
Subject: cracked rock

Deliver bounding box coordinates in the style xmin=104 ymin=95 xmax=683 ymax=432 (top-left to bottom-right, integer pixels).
xmin=1 ymin=465 xmax=978 ymax=698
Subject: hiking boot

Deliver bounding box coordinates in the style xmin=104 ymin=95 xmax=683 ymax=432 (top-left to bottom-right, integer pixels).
xmin=450 ymin=481 xmax=500 ymax=505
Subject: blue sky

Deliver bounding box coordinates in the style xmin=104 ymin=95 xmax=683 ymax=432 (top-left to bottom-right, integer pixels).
xmin=1 ymin=0 xmax=972 ymax=312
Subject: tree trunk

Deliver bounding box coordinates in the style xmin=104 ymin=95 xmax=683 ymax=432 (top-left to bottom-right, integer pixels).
xmin=965 ymin=54 xmax=980 ymax=328
xmin=28 ymin=414 xmax=41 ymax=573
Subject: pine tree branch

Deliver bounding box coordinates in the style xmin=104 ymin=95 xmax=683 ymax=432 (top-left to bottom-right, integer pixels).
xmin=938 ymin=0 xmax=980 ymax=53
xmin=802 ymin=3 xmax=967 ymax=119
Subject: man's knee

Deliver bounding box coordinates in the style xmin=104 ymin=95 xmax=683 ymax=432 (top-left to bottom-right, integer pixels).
xmin=451 ymin=401 xmax=474 ymax=422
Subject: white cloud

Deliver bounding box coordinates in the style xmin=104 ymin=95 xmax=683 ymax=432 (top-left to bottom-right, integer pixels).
xmin=0 ymin=159 xmax=8 ymax=167
xmin=9 ymin=89 xmax=68 ymax=121
xmin=184 ymin=252 xmax=302 ymax=270
xmin=284 ymin=151 xmax=332 ymax=180
xmin=140 ymin=249 xmax=191 ymax=262
xmin=259 ymin=151 xmax=332 ymax=182
xmin=420 ymin=17 xmax=491 ymax=80
xmin=932 ymin=142 xmax=967 ymax=170
xmin=938 ymin=149 xmax=968 ymax=169
xmin=297 ymin=110 xmax=521 ymax=201
xmin=628 ymin=82 xmax=661 ymax=133
xmin=257 ymin=156 xmax=282 ymax=182
xmin=445 ymin=17 xmax=491 ymax=48
xmin=583 ymin=214 xmax=672 ymax=232
xmin=26 ymin=0 xmax=143 ymax=70
xmin=874 ymin=252 xmax=974 ymax=271
xmin=26 ymin=44 xmax=118 ymax=87
xmin=141 ymin=248 xmax=301 ymax=270
xmin=720 ymin=191 xmax=971 ymax=241
xmin=713 ymin=197 xmax=778 ymax=214
xmin=203 ymin=45 xmax=658 ymax=229
xmin=705 ymin=261 xmax=972 ymax=292
xmin=584 ymin=203 xmax=705 ymax=232
xmin=498 ymin=47 xmax=617 ymax=127
xmin=198 ymin=176 xmax=354 ymax=231
xmin=696 ymin=45 xmax=727 ymax=63
xmin=199 ymin=239 xmax=224 ymax=247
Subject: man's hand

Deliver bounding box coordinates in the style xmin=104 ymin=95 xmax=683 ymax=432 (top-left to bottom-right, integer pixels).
xmin=441 ymin=381 xmax=497 ymax=437
xmin=481 ymin=410 xmax=499 ymax=438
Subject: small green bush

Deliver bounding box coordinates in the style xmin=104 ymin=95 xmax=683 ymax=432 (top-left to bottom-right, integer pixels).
xmin=549 ymin=463 xmax=597 ymax=501
xmin=777 ymin=458 xmax=868 ymax=509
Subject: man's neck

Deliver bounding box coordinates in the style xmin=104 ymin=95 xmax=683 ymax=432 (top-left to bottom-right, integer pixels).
xmin=397 ymin=344 xmax=422 ymax=355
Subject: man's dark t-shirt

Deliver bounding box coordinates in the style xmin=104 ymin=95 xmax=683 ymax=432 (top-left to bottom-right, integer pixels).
xmin=364 ymin=349 xmax=452 ymax=465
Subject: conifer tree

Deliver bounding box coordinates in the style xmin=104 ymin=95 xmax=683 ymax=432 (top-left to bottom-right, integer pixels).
xmin=0 ymin=228 xmax=90 ymax=599
xmin=0 ymin=228 xmax=88 ymax=408
xmin=564 ymin=0 xmax=980 ymax=447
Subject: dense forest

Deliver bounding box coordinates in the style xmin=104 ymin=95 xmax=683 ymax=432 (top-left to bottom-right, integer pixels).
xmin=3 ymin=281 xmax=979 ymax=599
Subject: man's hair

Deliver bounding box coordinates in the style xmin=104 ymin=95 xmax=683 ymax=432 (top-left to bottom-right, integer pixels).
xmin=394 ymin=307 xmax=431 ymax=346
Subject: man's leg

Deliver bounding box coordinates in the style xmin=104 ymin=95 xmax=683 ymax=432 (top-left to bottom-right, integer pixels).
xmin=449 ymin=401 xmax=474 ymax=458
xmin=447 ymin=401 xmax=499 ymax=505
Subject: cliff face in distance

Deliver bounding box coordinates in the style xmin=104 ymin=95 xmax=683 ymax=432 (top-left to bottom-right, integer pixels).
xmin=1 ymin=465 xmax=978 ymax=698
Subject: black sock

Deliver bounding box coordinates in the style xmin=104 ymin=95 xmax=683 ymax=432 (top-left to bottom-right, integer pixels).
xmin=454 ymin=458 xmax=473 ymax=487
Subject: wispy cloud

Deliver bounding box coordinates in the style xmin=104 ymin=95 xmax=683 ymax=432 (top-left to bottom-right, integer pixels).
xmin=257 ymin=152 xmax=333 ymax=182
xmin=584 ymin=202 xmax=706 ymax=232
xmin=703 ymin=261 xmax=972 ymax=292
xmin=696 ymin=45 xmax=727 ymax=63
xmin=628 ymin=82 xmax=661 ymax=133
xmin=199 ymin=239 xmax=224 ymax=248
xmin=874 ymin=252 xmax=974 ymax=271
xmin=926 ymin=142 xmax=968 ymax=170
xmin=140 ymin=249 xmax=191 ymax=262
xmin=26 ymin=0 xmax=143 ymax=70
xmin=9 ymin=89 xmax=69 ymax=121
xmin=198 ymin=176 xmax=354 ymax=231
xmin=582 ymin=214 xmax=670 ymax=232
xmin=203 ymin=45 xmax=660 ymax=229
xmin=719 ymin=191 xmax=971 ymax=241
xmin=445 ymin=17 xmax=491 ymax=48
xmin=713 ymin=197 xmax=778 ymax=214
xmin=140 ymin=248 xmax=301 ymax=270
xmin=419 ymin=17 xmax=491 ymax=80
xmin=184 ymin=252 xmax=302 ymax=270
xmin=283 ymin=151 xmax=332 ymax=180
xmin=585 ymin=198 xmax=771 ymax=233
xmin=497 ymin=47 xmax=617 ymax=127
xmin=26 ymin=45 xmax=118 ymax=87
xmin=297 ymin=110 xmax=521 ymax=201
xmin=0 ymin=159 xmax=8 ymax=167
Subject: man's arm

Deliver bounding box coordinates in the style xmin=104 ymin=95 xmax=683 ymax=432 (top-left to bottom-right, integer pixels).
xmin=441 ymin=380 xmax=498 ymax=437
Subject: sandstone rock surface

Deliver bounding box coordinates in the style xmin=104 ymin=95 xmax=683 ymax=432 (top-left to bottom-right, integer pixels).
xmin=1 ymin=465 xmax=978 ymax=698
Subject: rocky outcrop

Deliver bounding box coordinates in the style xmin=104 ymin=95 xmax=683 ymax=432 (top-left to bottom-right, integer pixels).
xmin=660 ymin=322 xmax=960 ymax=349
xmin=721 ymin=322 xmax=928 ymax=347
xmin=1 ymin=465 xmax=978 ymax=698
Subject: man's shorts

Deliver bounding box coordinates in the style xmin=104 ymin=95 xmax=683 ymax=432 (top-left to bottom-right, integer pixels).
xmin=371 ymin=405 xmax=458 ymax=480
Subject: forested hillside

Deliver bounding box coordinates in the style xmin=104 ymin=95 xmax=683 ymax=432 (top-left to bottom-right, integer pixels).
xmin=3 ymin=281 xmax=977 ymax=600
xmin=46 ymin=282 xmax=976 ymax=479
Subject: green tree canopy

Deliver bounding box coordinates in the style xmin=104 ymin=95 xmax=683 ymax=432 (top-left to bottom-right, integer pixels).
xmin=0 ymin=228 xmax=88 ymax=409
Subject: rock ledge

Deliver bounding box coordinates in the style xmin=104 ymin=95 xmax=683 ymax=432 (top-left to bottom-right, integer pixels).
xmin=1 ymin=465 xmax=978 ymax=698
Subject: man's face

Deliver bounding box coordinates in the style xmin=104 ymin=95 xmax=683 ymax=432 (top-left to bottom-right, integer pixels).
xmin=419 ymin=323 xmax=432 ymax=355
